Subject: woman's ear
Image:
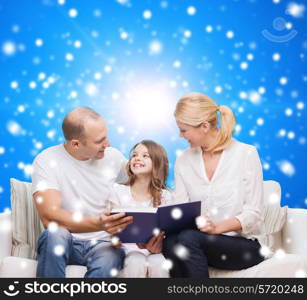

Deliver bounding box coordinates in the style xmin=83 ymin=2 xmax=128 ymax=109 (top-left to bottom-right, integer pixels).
xmin=200 ymin=121 xmax=210 ymax=133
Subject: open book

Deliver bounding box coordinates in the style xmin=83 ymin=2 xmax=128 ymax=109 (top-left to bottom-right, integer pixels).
xmin=111 ymin=201 xmax=201 ymax=243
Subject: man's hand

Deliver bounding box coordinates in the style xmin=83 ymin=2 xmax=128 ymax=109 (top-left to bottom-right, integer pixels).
xmin=196 ymin=215 xmax=217 ymax=234
xmin=137 ymin=232 xmax=165 ymax=254
xmin=99 ymin=211 xmax=133 ymax=235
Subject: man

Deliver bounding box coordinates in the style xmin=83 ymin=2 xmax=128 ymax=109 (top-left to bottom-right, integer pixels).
xmin=32 ymin=107 xmax=133 ymax=277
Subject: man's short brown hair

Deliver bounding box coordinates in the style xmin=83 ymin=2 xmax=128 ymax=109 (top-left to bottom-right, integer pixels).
xmin=62 ymin=107 xmax=100 ymax=141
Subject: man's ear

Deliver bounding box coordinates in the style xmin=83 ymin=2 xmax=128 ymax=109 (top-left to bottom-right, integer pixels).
xmin=70 ymin=139 xmax=80 ymax=148
xmin=200 ymin=121 xmax=210 ymax=133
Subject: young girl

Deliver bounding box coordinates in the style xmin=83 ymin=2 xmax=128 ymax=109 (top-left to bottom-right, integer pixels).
xmin=109 ymin=140 xmax=172 ymax=278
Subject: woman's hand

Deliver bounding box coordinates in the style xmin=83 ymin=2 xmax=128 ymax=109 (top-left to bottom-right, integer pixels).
xmin=137 ymin=232 xmax=165 ymax=254
xmin=196 ymin=215 xmax=218 ymax=234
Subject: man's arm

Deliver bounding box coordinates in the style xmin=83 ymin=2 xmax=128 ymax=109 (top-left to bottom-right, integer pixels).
xmin=33 ymin=189 xmax=133 ymax=234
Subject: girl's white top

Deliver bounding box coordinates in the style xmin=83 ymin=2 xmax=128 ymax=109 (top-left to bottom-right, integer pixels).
xmin=174 ymin=138 xmax=266 ymax=245
xmin=110 ymin=184 xmax=173 ymax=255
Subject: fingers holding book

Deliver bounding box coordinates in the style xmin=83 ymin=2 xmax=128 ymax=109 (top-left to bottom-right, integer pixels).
xmin=99 ymin=211 xmax=133 ymax=234
xmin=137 ymin=232 xmax=165 ymax=254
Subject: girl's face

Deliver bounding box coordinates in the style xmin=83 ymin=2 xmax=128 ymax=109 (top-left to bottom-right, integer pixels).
xmin=176 ymin=121 xmax=207 ymax=148
xmin=130 ymin=144 xmax=153 ymax=176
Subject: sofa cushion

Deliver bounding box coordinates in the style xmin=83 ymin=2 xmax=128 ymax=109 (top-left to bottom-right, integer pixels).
xmin=261 ymin=180 xmax=287 ymax=252
xmin=0 ymin=256 xmax=87 ymax=278
xmin=209 ymin=254 xmax=307 ymax=277
xmin=10 ymin=178 xmax=44 ymax=259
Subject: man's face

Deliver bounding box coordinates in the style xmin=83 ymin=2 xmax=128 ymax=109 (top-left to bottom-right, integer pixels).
xmin=78 ymin=118 xmax=110 ymax=160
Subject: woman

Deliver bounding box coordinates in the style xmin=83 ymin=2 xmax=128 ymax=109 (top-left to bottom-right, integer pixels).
xmin=163 ymin=92 xmax=266 ymax=278
xmin=110 ymin=140 xmax=172 ymax=277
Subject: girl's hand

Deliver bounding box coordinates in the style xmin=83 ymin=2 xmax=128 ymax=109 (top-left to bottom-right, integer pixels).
xmin=137 ymin=232 xmax=165 ymax=254
xmin=196 ymin=215 xmax=217 ymax=234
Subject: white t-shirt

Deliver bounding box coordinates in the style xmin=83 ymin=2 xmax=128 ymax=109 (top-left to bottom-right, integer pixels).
xmin=110 ymin=183 xmax=173 ymax=255
xmin=31 ymin=144 xmax=128 ymax=241
xmin=174 ymin=138 xmax=265 ymax=242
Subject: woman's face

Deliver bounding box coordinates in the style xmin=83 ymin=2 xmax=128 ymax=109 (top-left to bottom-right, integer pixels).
xmin=176 ymin=121 xmax=207 ymax=148
xmin=130 ymin=144 xmax=153 ymax=176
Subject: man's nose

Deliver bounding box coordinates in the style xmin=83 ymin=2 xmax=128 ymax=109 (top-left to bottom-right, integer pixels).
xmin=103 ymin=139 xmax=110 ymax=147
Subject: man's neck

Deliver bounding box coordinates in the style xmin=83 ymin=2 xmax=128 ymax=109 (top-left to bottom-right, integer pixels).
xmin=63 ymin=142 xmax=88 ymax=161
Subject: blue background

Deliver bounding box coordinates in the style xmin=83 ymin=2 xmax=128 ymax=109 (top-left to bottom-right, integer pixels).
xmin=0 ymin=0 xmax=306 ymax=212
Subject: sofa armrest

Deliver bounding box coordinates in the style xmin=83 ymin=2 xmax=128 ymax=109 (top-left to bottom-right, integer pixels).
xmin=0 ymin=212 xmax=12 ymax=259
xmin=282 ymin=208 xmax=307 ymax=255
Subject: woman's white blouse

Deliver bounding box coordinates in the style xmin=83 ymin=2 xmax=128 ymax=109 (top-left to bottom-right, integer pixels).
xmin=174 ymin=138 xmax=265 ymax=240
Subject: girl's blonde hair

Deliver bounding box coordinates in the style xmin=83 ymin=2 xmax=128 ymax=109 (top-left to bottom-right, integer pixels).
xmin=174 ymin=92 xmax=236 ymax=153
xmin=126 ymin=140 xmax=169 ymax=207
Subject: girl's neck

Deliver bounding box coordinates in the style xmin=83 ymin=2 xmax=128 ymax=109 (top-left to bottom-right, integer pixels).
xmin=131 ymin=176 xmax=152 ymax=202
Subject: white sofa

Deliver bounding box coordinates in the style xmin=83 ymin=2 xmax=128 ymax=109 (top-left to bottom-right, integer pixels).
xmin=0 ymin=180 xmax=307 ymax=278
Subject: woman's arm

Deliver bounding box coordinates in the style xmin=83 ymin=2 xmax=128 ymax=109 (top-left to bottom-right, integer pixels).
xmin=173 ymin=160 xmax=189 ymax=203
xmin=197 ymin=215 xmax=242 ymax=234
xmin=234 ymin=146 xmax=264 ymax=234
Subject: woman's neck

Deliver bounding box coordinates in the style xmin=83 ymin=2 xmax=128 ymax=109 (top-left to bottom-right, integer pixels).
xmin=201 ymin=128 xmax=219 ymax=155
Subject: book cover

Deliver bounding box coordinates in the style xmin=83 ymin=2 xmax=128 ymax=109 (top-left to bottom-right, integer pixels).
xmin=111 ymin=201 xmax=201 ymax=243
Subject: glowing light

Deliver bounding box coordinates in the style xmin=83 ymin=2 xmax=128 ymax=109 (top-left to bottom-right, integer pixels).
xmin=111 ymin=236 xmax=120 ymax=246
xmin=153 ymin=228 xmax=160 ymax=236
xmin=2 ymin=41 xmax=16 ymax=56
xmin=121 ymin=83 xmax=174 ymax=130
xmin=260 ymin=246 xmax=272 ymax=258
xmin=35 ymin=39 xmax=43 ymax=47
xmin=286 ymin=2 xmax=305 ymax=18
xmin=72 ymin=212 xmax=83 ymax=222
xmin=65 ymin=53 xmax=74 ymax=61
xmin=68 ymin=8 xmax=78 ymax=18
xmin=143 ymin=10 xmax=152 ymax=19
xmin=149 ymin=40 xmax=163 ymax=55
xmin=269 ymin=193 xmax=280 ymax=205
xmin=278 ymin=160 xmax=295 ymax=177
xmin=171 ymin=208 xmax=182 ymax=220
xmin=54 ymin=245 xmax=65 ymax=256
xmin=205 ymin=25 xmax=213 ymax=33
xmin=174 ymin=244 xmax=189 ymax=259
xmin=48 ymin=222 xmax=59 ymax=233
xmin=162 ymin=259 xmax=173 ymax=271
xmin=240 ymin=62 xmax=248 ymax=70
xmin=74 ymin=40 xmax=82 ymax=48
xmin=226 ymin=31 xmax=234 ymax=39
xmin=196 ymin=216 xmax=207 ymax=228
xmin=7 ymin=121 xmax=23 ymax=135
xmin=187 ymin=6 xmax=196 ymax=15
xmin=85 ymin=83 xmax=98 ymax=96
xmin=110 ymin=268 xmax=119 ymax=277
xmin=273 ymin=53 xmax=281 ymax=61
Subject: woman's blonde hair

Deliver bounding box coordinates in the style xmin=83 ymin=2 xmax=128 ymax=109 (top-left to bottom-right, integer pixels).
xmin=174 ymin=92 xmax=236 ymax=153
xmin=125 ymin=140 xmax=169 ymax=207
